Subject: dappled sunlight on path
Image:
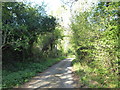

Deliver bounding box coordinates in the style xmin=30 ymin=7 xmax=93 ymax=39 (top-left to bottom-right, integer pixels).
xmin=20 ymin=58 xmax=76 ymax=88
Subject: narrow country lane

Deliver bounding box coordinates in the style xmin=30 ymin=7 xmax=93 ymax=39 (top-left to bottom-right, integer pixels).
xmin=19 ymin=58 xmax=77 ymax=89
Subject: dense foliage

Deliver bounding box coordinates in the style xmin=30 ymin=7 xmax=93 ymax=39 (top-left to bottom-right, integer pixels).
xmin=2 ymin=2 xmax=65 ymax=88
xmin=2 ymin=2 xmax=64 ymax=62
xmin=2 ymin=1 xmax=120 ymax=88
xmin=71 ymin=2 xmax=119 ymax=88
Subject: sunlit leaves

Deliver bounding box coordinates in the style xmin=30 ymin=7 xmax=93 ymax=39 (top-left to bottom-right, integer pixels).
xmin=71 ymin=1 xmax=119 ymax=88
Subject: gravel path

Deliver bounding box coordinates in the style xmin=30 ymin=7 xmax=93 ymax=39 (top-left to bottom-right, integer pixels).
xmin=19 ymin=58 xmax=76 ymax=89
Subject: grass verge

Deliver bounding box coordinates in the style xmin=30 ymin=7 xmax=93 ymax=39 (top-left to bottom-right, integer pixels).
xmin=2 ymin=56 xmax=66 ymax=88
xmin=72 ymin=59 xmax=119 ymax=88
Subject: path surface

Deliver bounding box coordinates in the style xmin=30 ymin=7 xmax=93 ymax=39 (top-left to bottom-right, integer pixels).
xmin=20 ymin=58 xmax=77 ymax=89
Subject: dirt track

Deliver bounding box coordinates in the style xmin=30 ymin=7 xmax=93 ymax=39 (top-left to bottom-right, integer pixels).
xmin=20 ymin=58 xmax=77 ymax=89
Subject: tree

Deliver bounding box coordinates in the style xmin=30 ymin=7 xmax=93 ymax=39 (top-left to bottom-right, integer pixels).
xmin=2 ymin=2 xmax=57 ymax=60
xmin=71 ymin=1 xmax=119 ymax=88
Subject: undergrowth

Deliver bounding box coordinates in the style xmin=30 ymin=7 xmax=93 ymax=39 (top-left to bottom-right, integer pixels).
xmin=2 ymin=57 xmax=65 ymax=88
